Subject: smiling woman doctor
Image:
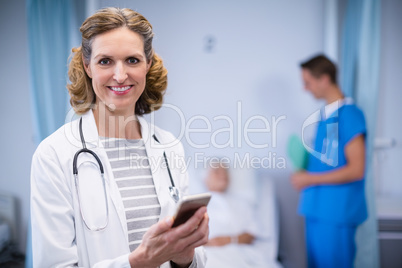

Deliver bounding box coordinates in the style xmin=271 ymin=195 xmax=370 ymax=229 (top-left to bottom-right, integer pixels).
xmin=30 ymin=7 xmax=208 ymax=268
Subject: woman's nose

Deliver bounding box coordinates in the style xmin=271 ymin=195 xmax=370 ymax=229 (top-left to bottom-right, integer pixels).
xmin=113 ymin=63 xmax=128 ymax=83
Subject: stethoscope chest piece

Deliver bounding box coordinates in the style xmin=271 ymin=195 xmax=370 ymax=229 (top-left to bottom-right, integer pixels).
xmin=153 ymin=134 xmax=181 ymax=203
xmin=169 ymin=186 xmax=181 ymax=203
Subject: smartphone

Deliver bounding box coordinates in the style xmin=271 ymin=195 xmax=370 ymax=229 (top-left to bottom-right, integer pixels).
xmin=172 ymin=192 xmax=212 ymax=227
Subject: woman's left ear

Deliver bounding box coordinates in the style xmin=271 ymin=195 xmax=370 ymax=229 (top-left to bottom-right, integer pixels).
xmin=146 ymin=59 xmax=152 ymax=72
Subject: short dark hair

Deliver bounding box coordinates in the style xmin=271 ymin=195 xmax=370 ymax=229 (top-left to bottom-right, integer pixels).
xmin=300 ymin=54 xmax=337 ymax=85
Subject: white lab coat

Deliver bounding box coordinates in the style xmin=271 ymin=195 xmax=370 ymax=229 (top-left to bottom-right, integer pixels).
xmin=31 ymin=110 xmax=206 ymax=268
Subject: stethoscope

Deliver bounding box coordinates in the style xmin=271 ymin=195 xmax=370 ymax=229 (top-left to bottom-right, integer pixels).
xmin=73 ymin=117 xmax=181 ymax=231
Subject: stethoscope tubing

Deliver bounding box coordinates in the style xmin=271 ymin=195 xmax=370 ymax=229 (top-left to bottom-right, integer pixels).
xmin=73 ymin=118 xmax=109 ymax=231
xmin=152 ymin=134 xmax=176 ymax=188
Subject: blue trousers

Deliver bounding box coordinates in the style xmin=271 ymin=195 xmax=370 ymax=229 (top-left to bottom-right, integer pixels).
xmin=305 ymin=218 xmax=357 ymax=268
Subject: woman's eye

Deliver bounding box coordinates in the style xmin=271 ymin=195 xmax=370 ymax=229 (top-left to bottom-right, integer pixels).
xmin=99 ymin=59 xmax=110 ymax=65
xmin=127 ymin=58 xmax=139 ymax=64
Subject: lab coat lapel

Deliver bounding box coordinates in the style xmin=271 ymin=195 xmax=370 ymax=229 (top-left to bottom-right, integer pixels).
xmin=138 ymin=117 xmax=172 ymax=220
xmin=81 ymin=111 xmax=129 ymax=236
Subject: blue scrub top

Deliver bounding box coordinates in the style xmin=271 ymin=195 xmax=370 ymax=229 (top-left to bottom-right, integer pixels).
xmin=299 ymin=103 xmax=368 ymax=225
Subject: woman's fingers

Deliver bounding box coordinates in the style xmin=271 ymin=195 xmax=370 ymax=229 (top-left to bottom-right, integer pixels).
xmin=184 ymin=212 xmax=209 ymax=248
xmin=146 ymin=216 xmax=173 ymax=238
xmin=168 ymin=210 xmax=209 ymax=251
xmin=170 ymin=207 xmax=207 ymax=238
xmin=133 ymin=217 xmax=175 ymax=266
xmin=163 ymin=207 xmax=208 ymax=250
xmin=135 ymin=209 xmax=209 ymax=266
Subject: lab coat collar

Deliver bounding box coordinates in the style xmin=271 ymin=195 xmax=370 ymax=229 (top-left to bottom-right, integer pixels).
xmin=80 ymin=110 xmax=161 ymax=149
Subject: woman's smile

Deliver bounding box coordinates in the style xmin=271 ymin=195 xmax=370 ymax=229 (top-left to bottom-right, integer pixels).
xmin=108 ymin=85 xmax=133 ymax=95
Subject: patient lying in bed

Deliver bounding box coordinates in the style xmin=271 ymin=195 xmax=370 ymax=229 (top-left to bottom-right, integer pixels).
xmin=203 ymin=162 xmax=282 ymax=268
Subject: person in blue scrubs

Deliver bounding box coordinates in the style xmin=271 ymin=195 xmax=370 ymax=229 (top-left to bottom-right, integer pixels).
xmin=291 ymin=54 xmax=367 ymax=268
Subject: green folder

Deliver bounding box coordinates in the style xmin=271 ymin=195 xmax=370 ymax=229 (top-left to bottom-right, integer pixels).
xmin=287 ymin=134 xmax=309 ymax=171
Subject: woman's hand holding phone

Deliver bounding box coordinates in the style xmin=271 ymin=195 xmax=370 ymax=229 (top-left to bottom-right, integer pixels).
xmin=167 ymin=206 xmax=209 ymax=266
xmin=129 ymin=196 xmax=210 ymax=268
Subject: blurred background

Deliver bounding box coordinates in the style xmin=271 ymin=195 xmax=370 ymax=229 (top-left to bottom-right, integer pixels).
xmin=0 ymin=0 xmax=401 ymax=267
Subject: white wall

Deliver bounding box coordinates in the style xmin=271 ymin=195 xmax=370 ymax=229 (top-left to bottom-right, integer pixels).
xmin=0 ymin=0 xmax=36 ymax=253
xmin=375 ymin=0 xmax=402 ymax=198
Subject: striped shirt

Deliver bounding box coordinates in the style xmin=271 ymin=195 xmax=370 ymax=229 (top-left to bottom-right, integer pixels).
xmin=101 ymin=137 xmax=161 ymax=252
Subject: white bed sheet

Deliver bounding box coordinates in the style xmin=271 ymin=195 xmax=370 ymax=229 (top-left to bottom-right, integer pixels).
xmin=192 ymin=167 xmax=282 ymax=268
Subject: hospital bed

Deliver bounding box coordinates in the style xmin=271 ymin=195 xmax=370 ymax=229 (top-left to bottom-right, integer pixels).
xmin=189 ymin=166 xmax=282 ymax=268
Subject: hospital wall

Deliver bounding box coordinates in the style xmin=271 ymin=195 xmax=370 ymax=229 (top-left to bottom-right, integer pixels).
xmin=0 ymin=0 xmax=36 ymax=253
xmin=0 ymin=0 xmax=401 ymax=266
xmin=375 ymin=0 xmax=402 ymax=198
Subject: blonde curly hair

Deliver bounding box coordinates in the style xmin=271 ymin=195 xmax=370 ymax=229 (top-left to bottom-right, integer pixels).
xmin=67 ymin=7 xmax=168 ymax=115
